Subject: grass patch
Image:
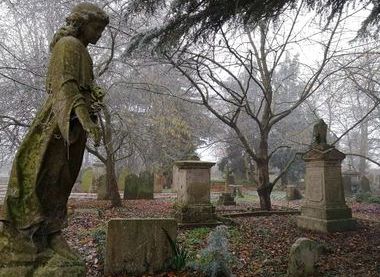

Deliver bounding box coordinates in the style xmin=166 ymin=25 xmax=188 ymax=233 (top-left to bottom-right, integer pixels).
xmin=355 ymin=192 xmax=380 ymax=204
xmin=81 ymin=168 xmax=93 ymax=192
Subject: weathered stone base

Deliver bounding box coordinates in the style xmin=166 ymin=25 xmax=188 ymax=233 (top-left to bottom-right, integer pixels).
xmin=0 ymin=224 xmax=85 ymax=277
xmin=177 ymin=204 xmax=217 ymax=224
xmin=33 ymin=252 xmax=86 ymax=277
xmin=301 ymin=205 xmax=353 ymax=220
xmin=298 ymin=204 xmax=357 ymax=232
xmin=297 ymin=215 xmax=357 ymax=232
xmin=0 ymin=266 xmax=34 ymax=277
xmin=217 ymin=193 xmax=236 ymax=206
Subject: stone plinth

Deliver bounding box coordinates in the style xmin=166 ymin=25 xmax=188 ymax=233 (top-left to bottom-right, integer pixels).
xmin=104 ymin=218 xmax=176 ymax=276
xmin=173 ymin=160 xmax=217 ymax=224
xmin=0 ymin=223 xmax=85 ymax=277
xmin=297 ymin=146 xmax=357 ymax=232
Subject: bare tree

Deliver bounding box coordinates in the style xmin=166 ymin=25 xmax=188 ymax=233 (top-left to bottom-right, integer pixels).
xmin=154 ymin=5 xmax=360 ymax=210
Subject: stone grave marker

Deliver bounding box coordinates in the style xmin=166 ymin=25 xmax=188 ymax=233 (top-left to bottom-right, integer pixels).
xmin=286 ymin=185 xmax=302 ymax=200
xmin=297 ymin=119 xmax=356 ymax=232
xmin=359 ymin=175 xmax=371 ymax=193
xmin=287 ymin=237 xmax=324 ymax=277
xmin=173 ymin=160 xmax=218 ymax=225
xmin=96 ymin=174 xmax=107 ymax=200
xmin=342 ymin=175 xmax=353 ymax=196
xmin=154 ymin=173 xmax=165 ymax=193
xmin=104 ymin=218 xmax=176 ymax=275
xmin=123 ymin=171 xmax=154 ymax=200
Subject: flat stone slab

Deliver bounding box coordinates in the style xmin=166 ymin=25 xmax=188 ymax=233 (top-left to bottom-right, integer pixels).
xmin=222 ymin=210 xmax=301 ymax=218
xmin=104 ymin=218 xmax=177 ymax=276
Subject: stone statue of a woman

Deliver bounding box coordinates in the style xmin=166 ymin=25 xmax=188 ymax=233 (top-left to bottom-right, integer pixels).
xmin=0 ymin=3 xmax=108 ymax=275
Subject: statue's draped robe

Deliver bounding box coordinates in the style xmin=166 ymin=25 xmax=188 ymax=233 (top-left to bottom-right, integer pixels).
xmin=3 ymin=36 xmax=96 ymax=235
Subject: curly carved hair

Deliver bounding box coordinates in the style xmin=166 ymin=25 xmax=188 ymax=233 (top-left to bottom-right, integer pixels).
xmin=50 ymin=2 xmax=109 ymax=51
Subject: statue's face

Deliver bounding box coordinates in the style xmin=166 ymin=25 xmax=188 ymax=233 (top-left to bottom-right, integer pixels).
xmin=81 ymin=20 xmax=106 ymax=45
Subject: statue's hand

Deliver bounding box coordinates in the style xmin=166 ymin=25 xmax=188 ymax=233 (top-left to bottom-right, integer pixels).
xmin=85 ymin=123 xmax=101 ymax=147
xmin=75 ymin=105 xmax=102 ymax=147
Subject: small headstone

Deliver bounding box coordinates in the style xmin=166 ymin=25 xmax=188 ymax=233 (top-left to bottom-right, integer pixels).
xmin=342 ymin=175 xmax=352 ymax=196
xmin=217 ymin=192 xmax=236 ymax=206
xmin=286 ymin=185 xmax=302 ymax=200
xmin=123 ymin=172 xmax=154 ymax=200
xmin=96 ymin=174 xmax=107 ymax=200
xmin=139 ymin=171 xmax=154 ymax=199
xmin=359 ymin=176 xmax=371 ymax=193
xmin=287 ymin=238 xmax=323 ymax=277
xmin=117 ymin=168 xmax=129 ymax=191
xmin=104 ymin=218 xmax=177 ymax=275
xmin=154 ymin=173 xmax=165 ymax=193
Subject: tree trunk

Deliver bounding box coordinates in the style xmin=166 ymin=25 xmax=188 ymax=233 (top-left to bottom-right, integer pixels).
xmin=256 ymin=158 xmax=272 ymax=210
xmin=103 ymin=106 xmax=122 ymax=207
xmin=106 ymin=158 xmax=122 ymax=207
xmin=359 ymin=119 xmax=368 ymax=176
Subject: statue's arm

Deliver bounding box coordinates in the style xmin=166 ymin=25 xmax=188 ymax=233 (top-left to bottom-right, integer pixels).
xmin=58 ymin=81 xmax=101 ymax=146
xmin=74 ymin=104 xmax=101 ymax=146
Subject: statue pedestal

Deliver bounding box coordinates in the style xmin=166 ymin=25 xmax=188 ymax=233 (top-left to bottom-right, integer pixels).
xmin=297 ymin=146 xmax=357 ymax=232
xmin=173 ymin=161 xmax=217 ymax=224
xmin=0 ymin=223 xmax=85 ymax=277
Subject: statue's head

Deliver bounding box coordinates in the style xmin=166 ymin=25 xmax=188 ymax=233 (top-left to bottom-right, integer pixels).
xmin=50 ymin=2 xmax=109 ymax=50
xmin=66 ymin=3 xmax=109 ymax=33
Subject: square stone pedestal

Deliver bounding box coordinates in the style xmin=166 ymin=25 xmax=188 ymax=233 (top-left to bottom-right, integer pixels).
xmin=297 ymin=146 xmax=356 ymax=232
xmin=173 ymin=160 xmax=218 ymax=225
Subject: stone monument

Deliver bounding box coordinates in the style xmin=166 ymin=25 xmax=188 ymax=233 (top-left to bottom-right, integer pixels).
xmin=123 ymin=171 xmax=154 ymax=200
xmin=173 ymin=160 xmax=218 ymax=225
xmin=0 ymin=3 xmax=109 ymax=276
xmin=217 ymin=169 xmax=236 ymax=206
xmin=297 ymin=119 xmax=356 ymax=232
xmin=104 ymin=218 xmax=177 ymax=275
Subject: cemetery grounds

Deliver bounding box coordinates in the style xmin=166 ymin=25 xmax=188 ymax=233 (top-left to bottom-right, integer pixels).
xmin=4 ymin=188 xmax=377 ymax=276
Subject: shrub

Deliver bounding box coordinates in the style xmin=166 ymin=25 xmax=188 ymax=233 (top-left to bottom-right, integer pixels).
xmin=162 ymin=228 xmax=189 ymax=271
xmin=355 ymin=192 xmax=380 ymax=204
xmin=191 ymin=225 xmax=237 ymax=277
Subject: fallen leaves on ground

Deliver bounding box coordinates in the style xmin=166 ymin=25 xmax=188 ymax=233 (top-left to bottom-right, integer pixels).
xmin=63 ymin=198 xmax=380 ymax=277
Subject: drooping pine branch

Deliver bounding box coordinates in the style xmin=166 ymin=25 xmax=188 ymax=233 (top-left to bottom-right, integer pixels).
xmin=126 ymin=0 xmax=377 ymax=53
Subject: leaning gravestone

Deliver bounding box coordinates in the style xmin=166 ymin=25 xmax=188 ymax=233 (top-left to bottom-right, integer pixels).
xmin=104 ymin=218 xmax=176 ymax=275
xmin=297 ymin=119 xmax=356 ymax=232
xmin=123 ymin=172 xmax=154 ymax=200
xmin=154 ymin=173 xmax=165 ymax=193
xmin=287 ymin=238 xmax=324 ymax=277
xmin=96 ymin=174 xmax=107 ymax=200
xmin=359 ymin=175 xmax=371 ymax=193
xmin=173 ymin=160 xmax=218 ymax=225
xmin=342 ymin=175 xmax=353 ymax=196
xmin=286 ymin=185 xmax=302 ymax=200
xmin=91 ymin=162 xmax=106 ymax=193
xmin=117 ymin=167 xmax=129 ymax=191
